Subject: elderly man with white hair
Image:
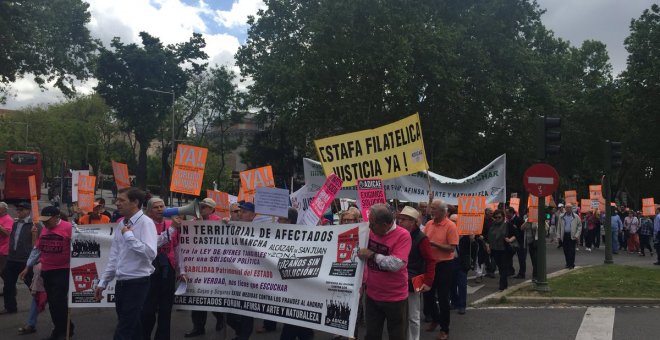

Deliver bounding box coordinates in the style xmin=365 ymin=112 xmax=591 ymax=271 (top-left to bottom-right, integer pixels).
xmin=558 ymin=203 xmax=581 ymax=269
xmin=423 ymin=198 xmax=458 ymax=340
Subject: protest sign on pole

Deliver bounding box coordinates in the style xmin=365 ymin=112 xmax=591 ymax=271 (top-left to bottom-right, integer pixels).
xmin=642 ymin=198 xmax=655 ymax=216
xmin=170 ymin=144 xmax=208 ymax=196
xmin=78 ymin=175 xmax=96 ymax=213
xmin=207 ymin=190 xmax=230 ymax=219
xmin=69 ymin=224 xmax=115 ymax=307
xmin=357 ymin=178 xmax=386 ymax=221
xmin=545 ymin=195 xmax=556 ymax=207
xmin=174 ymin=220 xmax=368 ymax=337
xmin=527 ymin=195 xmax=539 ymax=222
xmin=314 ymin=113 xmax=429 ymax=187
xmin=301 ymin=174 xmax=343 ymax=226
xmin=240 ymin=166 xmax=275 ymax=202
xmin=509 ymin=197 xmax=520 ymax=214
xmin=111 ymin=160 xmax=130 ymax=189
xmin=565 ymin=190 xmax=577 ymax=206
xmin=580 ymin=199 xmax=591 ymax=212
xmin=589 ymin=185 xmax=604 ymax=211
xmin=457 ymin=196 xmax=486 ymax=235
xmin=255 ymin=187 xmax=290 ymax=218
xmin=303 ymin=154 xmax=506 ymax=204
xmin=28 ymin=175 xmax=40 ymax=224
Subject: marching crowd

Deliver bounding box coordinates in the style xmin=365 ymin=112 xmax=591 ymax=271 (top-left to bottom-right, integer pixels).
xmin=1 ymin=191 xmax=660 ymax=340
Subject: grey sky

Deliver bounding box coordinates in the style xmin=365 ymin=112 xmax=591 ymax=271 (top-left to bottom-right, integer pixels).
xmin=537 ymin=0 xmax=655 ymax=75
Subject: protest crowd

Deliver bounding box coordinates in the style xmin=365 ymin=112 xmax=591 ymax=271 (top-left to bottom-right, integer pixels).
xmin=2 ymin=185 xmax=659 ymax=340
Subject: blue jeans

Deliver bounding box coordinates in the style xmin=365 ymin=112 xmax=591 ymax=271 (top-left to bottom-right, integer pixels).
xmin=27 ymin=298 xmax=39 ymax=327
xmin=612 ymin=231 xmax=619 ymax=253
xmin=114 ymin=277 xmax=150 ymax=340
xmin=450 ymin=258 xmax=467 ymax=309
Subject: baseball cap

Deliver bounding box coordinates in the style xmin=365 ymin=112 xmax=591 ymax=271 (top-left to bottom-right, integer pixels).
xmin=398 ymin=206 xmax=420 ymax=221
xmin=238 ymin=201 xmax=255 ymax=212
xmin=15 ymin=201 xmax=31 ymax=210
xmin=558 ymin=203 xmax=564 ymax=207
xmin=39 ymin=206 xmax=60 ymax=221
xmin=200 ymin=197 xmax=216 ymax=209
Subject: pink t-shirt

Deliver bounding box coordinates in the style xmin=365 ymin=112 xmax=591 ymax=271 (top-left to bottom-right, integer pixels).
xmin=37 ymin=219 xmax=72 ymax=271
xmin=0 ymin=214 xmax=14 ymax=256
xmin=154 ymin=219 xmax=178 ymax=269
xmin=364 ymin=225 xmax=411 ymax=302
xmin=206 ymin=213 xmax=221 ymax=221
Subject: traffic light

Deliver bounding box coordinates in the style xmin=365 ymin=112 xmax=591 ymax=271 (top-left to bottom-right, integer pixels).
xmin=535 ymin=116 xmax=561 ymax=160
xmin=605 ymin=140 xmax=623 ymax=170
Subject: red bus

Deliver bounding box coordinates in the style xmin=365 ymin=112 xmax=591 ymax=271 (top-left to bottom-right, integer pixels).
xmin=0 ymin=151 xmax=42 ymax=200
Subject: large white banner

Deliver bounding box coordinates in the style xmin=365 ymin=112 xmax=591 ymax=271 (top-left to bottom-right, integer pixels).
xmin=69 ymin=223 xmax=115 ymax=307
xmin=174 ymin=220 xmax=368 ymax=337
xmin=303 ymin=154 xmax=506 ymax=204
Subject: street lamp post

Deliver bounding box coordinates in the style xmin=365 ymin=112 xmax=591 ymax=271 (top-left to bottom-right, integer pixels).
xmin=143 ymin=87 xmax=175 ymax=206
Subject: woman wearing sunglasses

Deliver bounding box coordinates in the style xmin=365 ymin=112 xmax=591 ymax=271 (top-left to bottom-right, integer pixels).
xmin=485 ymin=210 xmax=517 ymax=291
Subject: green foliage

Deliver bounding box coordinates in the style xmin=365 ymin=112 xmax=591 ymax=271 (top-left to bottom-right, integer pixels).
xmin=0 ymin=0 xmax=97 ymax=100
xmin=95 ymin=32 xmax=208 ymax=189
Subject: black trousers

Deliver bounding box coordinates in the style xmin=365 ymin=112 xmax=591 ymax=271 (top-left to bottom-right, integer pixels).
xmin=491 ymin=250 xmax=510 ymax=290
xmin=114 ymin=276 xmax=150 ymax=340
xmin=586 ymin=228 xmax=596 ymax=248
xmin=563 ymin=233 xmax=576 ymax=268
xmin=527 ymin=241 xmax=538 ymax=279
xmin=430 ymin=260 xmax=452 ymax=333
xmin=227 ymin=313 xmax=254 ymax=340
xmin=640 ymin=234 xmax=653 ymax=255
xmin=364 ymin=296 xmax=408 ymax=340
xmin=191 ymin=311 xmax=224 ymax=331
xmin=1 ymin=260 xmax=26 ymax=312
xmin=41 ymin=268 xmax=73 ymax=337
xmin=516 ymin=246 xmax=527 ymax=276
xmin=142 ymin=263 xmax=176 ymax=340
xmin=280 ymin=324 xmax=314 ymax=340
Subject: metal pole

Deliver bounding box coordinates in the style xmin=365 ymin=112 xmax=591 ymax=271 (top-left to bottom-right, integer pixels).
xmin=535 ymin=196 xmax=549 ymax=291
xmin=170 ymin=91 xmax=175 ymax=207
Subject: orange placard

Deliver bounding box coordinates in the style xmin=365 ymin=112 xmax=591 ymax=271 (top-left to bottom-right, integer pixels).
xmin=207 ymin=189 xmax=230 ymax=219
xmin=78 ymin=175 xmax=96 ymax=213
xmin=111 ymin=160 xmax=131 ymax=189
xmin=545 ymin=195 xmax=557 ymax=207
xmin=565 ymin=190 xmax=577 ymax=205
xmin=527 ymin=195 xmax=539 ymax=222
xmin=642 ymin=198 xmax=655 ymax=217
xmin=170 ymin=144 xmax=208 ymax=196
xmin=487 ymin=203 xmax=499 ymax=211
xmin=28 ymin=175 xmax=40 ymax=224
xmin=239 ymin=166 xmax=275 ymax=202
xmin=580 ymin=199 xmax=592 ymax=211
xmin=509 ymin=198 xmax=520 ymax=214
xmin=457 ymin=196 xmax=486 ymax=235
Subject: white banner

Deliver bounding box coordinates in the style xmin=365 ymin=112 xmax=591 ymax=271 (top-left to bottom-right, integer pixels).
xmin=69 ymin=223 xmax=115 ymax=307
xmin=174 ymin=220 xmax=369 ymax=337
xmin=303 ymin=154 xmax=506 ymax=205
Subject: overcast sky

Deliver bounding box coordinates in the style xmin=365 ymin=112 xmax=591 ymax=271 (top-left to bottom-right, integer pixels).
xmin=1 ymin=0 xmax=656 ymax=110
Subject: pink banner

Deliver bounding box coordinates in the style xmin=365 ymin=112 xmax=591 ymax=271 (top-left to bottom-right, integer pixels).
xmin=301 ymin=174 xmax=343 ymax=225
xmin=357 ymin=178 xmax=385 ymax=221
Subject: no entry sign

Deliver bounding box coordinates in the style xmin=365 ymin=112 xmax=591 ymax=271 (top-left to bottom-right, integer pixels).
xmin=523 ymin=163 xmax=559 ymax=197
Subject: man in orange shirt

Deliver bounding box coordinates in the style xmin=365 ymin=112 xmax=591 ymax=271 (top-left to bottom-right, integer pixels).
xmin=423 ymin=199 xmax=458 ymax=340
xmin=78 ymin=202 xmax=111 ymax=225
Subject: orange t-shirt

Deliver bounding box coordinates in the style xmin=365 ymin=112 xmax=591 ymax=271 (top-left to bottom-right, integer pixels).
xmin=424 ymin=217 xmax=459 ymax=262
xmin=79 ymin=214 xmax=110 ymax=225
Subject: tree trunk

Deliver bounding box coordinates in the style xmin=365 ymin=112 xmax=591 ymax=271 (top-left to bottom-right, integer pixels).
xmin=136 ymin=138 xmax=148 ymax=189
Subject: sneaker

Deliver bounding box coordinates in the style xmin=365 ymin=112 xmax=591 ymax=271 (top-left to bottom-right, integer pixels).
xmin=586 ymin=248 xmax=591 ymax=252
xmin=576 ymin=247 xmax=579 ymax=251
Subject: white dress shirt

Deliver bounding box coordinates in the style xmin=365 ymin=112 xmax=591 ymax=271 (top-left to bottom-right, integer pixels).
xmin=98 ymin=210 xmax=157 ymax=288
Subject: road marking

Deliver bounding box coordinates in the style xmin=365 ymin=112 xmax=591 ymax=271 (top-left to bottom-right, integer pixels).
xmin=575 ymin=307 xmax=615 ymax=340
xmin=466 ymin=284 xmax=484 ymax=294
xmin=528 ymin=176 xmax=554 ymax=184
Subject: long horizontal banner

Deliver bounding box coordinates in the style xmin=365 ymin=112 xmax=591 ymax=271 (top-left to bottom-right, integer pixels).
xmin=175 ymin=221 xmax=368 ymax=337
xmin=303 ymin=154 xmax=506 ymax=205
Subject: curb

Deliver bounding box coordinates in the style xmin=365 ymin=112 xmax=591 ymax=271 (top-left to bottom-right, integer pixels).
xmin=471 ymin=265 xmax=660 ymax=306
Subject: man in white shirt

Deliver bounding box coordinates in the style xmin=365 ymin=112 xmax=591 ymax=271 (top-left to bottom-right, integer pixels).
xmin=95 ymin=187 xmax=157 ymax=340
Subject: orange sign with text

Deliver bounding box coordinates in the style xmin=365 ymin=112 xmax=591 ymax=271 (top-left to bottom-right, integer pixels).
xmin=565 ymin=190 xmax=577 ymax=206
xmin=240 ymin=166 xmax=275 ymax=202
xmin=457 ymin=196 xmax=486 ymax=235
xmin=170 ymin=144 xmax=208 ymax=196
xmin=642 ymin=198 xmax=655 ymax=217
xmin=527 ymin=195 xmax=539 ymax=222
xmin=207 ymin=190 xmax=230 ymax=219
xmin=509 ymin=197 xmax=520 ymax=214
xmin=111 ymin=160 xmax=131 ymax=189
xmin=28 ymin=175 xmax=40 ymax=224
xmin=78 ymin=175 xmax=96 ymax=213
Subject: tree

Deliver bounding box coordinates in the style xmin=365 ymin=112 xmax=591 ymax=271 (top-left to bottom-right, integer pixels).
xmin=0 ymin=0 xmax=97 ymax=101
xmin=95 ymin=32 xmax=208 ymax=189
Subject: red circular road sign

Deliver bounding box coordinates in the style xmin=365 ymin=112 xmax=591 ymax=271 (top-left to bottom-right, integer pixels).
xmin=523 ymin=163 xmax=559 ymax=197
